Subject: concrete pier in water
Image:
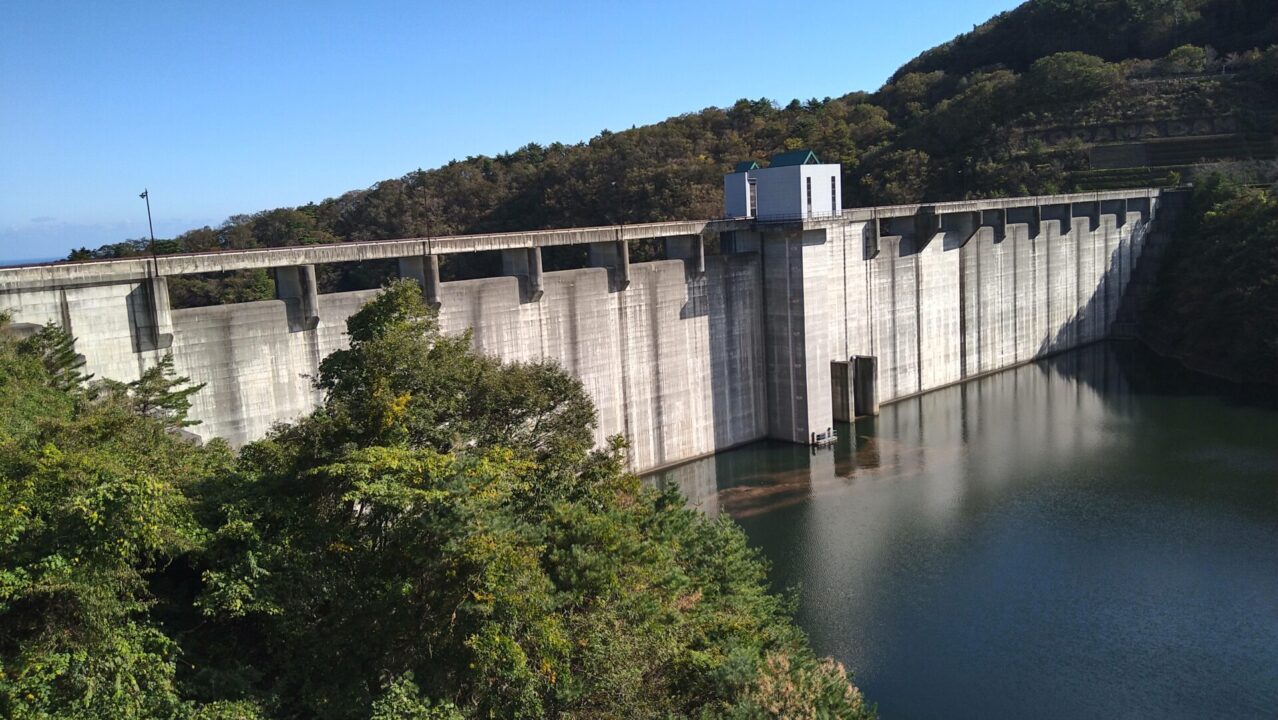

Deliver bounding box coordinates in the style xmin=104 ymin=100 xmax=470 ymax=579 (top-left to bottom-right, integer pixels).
xmin=0 ymin=188 xmax=1165 ymax=472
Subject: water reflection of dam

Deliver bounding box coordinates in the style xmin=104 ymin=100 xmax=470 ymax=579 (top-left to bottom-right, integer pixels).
xmin=650 ymin=342 xmax=1139 ymax=521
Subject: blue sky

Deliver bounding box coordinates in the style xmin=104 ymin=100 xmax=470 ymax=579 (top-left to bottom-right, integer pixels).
xmin=0 ymin=0 xmax=1018 ymax=261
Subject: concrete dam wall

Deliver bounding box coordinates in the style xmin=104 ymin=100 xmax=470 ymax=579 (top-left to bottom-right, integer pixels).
xmin=0 ymin=189 xmax=1163 ymax=473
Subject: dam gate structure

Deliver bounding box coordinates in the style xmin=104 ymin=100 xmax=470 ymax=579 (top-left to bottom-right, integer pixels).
xmin=0 ymin=170 xmax=1168 ymax=473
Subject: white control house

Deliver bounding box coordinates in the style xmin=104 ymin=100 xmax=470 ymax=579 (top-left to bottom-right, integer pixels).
xmin=723 ymin=150 xmax=843 ymax=221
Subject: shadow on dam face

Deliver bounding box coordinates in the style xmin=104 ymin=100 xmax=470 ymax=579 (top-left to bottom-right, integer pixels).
xmin=678 ymin=249 xmax=768 ymax=454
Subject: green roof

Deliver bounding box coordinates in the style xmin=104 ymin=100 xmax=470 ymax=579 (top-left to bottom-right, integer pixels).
xmin=733 ymin=160 xmax=759 ymax=173
xmin=769 ymin=150 xmax=820 ymax=167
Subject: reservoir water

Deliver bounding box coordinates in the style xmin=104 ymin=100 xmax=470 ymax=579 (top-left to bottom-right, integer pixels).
xmin=649 ymin=343 xmax=1278 ymax=719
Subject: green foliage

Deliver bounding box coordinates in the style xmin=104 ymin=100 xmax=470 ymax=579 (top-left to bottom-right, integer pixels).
xmin=876 ymin=71 xmax=948 ymax=121
xmin=126 ymin=352 xmax=208 ymax=428
xmin=1164 ymin=43 xmax=1208 ymax=72
xmin=1144 ymin=176 xmax=1278 ymax=382
xmin=369 ymin=676 xmax=462 ymax=720
xmin=0 ymin=331 xmax=233 ymax=720
xmin=190 ymin=700 xmax=268 ymax=720
xmin=168 ymin=269 xmax=276 ymax=310
xmin=304 ymin=280 xmax=597 ymax=463
xmin=2 ymin=284 xmax=873 ymax=719
xmin=858 ymin=149 xmax=932 ymax=204
xmin=1249 ymin=43 xmax=1278 ymax=82
xmin=17 ymin=322 xmax=93 ymax=392
xmin=1026 ymin=52 xmax=1124 ymax=106
xmin=192 ymin=282 xmax=874 ymax=719
xmin=896 ymin=0 xmax=1275 ymax=77
xmin=0 ymin=333 xmax=75 ymax=443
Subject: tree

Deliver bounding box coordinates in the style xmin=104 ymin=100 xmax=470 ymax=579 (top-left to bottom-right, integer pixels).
xmin=17 ymin=322 xmax=93 ymax=392
xmin=127 ymin=353 xmax=207 ymax=428
xmin=0 ymin=317 xmax=75 ymax=442
xmin=1164 ymin=43 xmax=1208 ymax=72
xmin=369 ymin=676 xmax=462 ymax=720
xmin=195 ymin=281 xmax=875 ymax=719
xmin=1143 ymin=175 xmax=1278 ymax=382
xmin=1025 ymin=51 xmax=1123 ymax=106
xmin=1250 ymin=43 xmax=1278 ymax=83
xmin=0 ymin=329 xmax=232 ymax=720
xmin=858 ymin=149 xmax=932 ymax=204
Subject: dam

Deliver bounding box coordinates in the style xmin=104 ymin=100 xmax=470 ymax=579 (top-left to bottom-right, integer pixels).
xmin=0 ymin=163 xmax=1169 ymax=473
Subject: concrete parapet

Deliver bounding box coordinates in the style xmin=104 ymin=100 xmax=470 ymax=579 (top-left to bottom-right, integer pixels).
xmin=842 ymin=187 xmax=1158 ymax=223
xmin=0 ymin=257 xmax=152 ymax=293
xmin=0 ymin=189 xmax=1158 ymax=288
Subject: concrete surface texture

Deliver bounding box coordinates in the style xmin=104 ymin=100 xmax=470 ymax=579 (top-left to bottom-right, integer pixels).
xmin=0 ymin=189 xmax=1163 ymax=473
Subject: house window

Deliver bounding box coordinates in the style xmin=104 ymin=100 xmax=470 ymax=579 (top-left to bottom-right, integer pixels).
xmin=748 ymin=179 xmax=757 ymax=218
xmin=831 ymin=176 xmax=837 ymax=215
xmin=806 ymin=177 xmax=813 ymax=217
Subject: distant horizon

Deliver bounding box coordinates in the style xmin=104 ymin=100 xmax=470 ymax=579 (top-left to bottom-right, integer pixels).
xmin=1 ymin=0 xmax=1019 ymax=261
xmin=0 ymin=255 xmax=61 ymax=268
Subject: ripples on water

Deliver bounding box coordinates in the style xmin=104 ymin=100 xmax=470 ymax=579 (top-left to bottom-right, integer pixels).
xmin=647 ymin=342 xmax=1278 ymax=720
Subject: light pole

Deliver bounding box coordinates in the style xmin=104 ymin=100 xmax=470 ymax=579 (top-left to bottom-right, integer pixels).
xmin=139 ymin=189 xmax=156 ymax=257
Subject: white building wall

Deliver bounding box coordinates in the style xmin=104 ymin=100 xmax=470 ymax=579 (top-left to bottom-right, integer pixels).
xmin=800 ymin=164 xmax=843 ymax=218
xmin=749 ymin=163 xmax=842 ymax=220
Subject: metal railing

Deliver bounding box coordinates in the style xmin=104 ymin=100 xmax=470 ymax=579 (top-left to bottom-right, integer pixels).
xmin=722 ymin=209 xmax=845 ymax=224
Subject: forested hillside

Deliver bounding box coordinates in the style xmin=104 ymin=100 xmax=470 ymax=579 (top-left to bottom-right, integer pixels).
xmin=897 ymin=0 xmax=1278 ymax=75
xmin=1142 ymin=176 xmax=1278 ymax=384
xmin=72 ymin=0 xmax=1278 ymax=311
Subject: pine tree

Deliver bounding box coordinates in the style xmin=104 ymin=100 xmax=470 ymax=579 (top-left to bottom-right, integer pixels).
xmin=129 ymin=352 xmax=206 ymax=428
xmin=18 ymin=321 xmax=93 ymax=392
